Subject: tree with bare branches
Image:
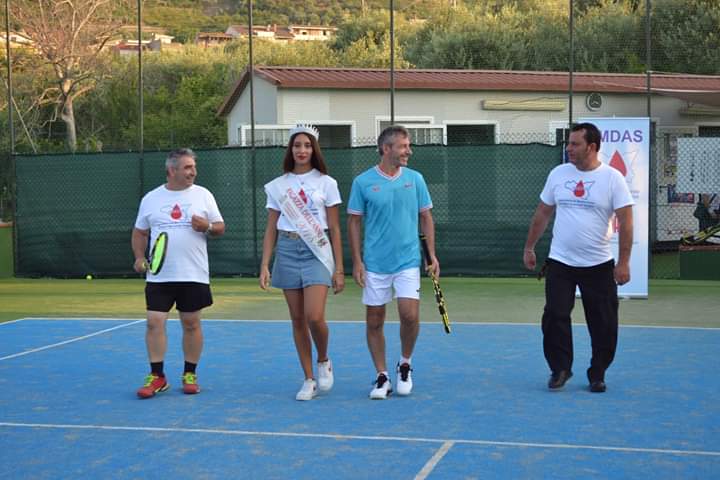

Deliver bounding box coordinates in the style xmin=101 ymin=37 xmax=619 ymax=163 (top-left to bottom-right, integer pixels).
xmin=10 ymin=0 xmax=132 ymax=151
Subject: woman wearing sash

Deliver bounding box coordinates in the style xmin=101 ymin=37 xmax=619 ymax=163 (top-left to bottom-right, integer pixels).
xmin=259 ymin=125 xmax=345 ymax=401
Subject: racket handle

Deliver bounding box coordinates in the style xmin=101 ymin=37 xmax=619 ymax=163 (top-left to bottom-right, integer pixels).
xmin=419 ymin=234 xmax=432 ymax=266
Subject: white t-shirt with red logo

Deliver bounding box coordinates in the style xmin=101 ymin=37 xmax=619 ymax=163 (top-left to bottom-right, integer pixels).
xmin=264 ymin=169 xmax=342 ymax=231
xmin=134 ymin=184 xmax=223 ymax=284
xmin=540 ymin=162 xmax=634 ymax=267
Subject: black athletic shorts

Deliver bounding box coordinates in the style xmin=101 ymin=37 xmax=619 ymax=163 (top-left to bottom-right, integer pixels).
xmin=145 ymin=282 xmax=213 ymax=313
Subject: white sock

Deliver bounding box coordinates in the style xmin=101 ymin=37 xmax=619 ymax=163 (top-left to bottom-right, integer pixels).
xmin=399 ymin=357 xmax=411 ymax=366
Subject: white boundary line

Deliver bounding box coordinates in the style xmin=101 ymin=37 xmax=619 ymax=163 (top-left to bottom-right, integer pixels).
xmin=0 ymin=318 xmax=27 ymax=326
xmin=7 ymin=317 xmax=720 ymax=330
xmin=415 ymin=441 xmax=455 ymax=479
xmin=0 ymin=422 xmax=718 ymax=457
xmin=0 ymin=320 xmax=144 ymax=361
xmin=14 ymin=317 xmax=145 ymax=321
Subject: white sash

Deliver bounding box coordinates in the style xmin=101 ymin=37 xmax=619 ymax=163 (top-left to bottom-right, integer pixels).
xmin=267 ymin=176 xmax=335 ymax=276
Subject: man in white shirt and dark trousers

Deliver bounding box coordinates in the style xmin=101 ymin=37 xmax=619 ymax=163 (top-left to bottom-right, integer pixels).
xmin=132 ymin=148 xmax=225 ymax=398
xmin=523 ymin=123 xmax=634 ymax=393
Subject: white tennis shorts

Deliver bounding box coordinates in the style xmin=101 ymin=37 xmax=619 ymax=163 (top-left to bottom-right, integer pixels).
xmin=362 ymin=267 xmax=421 ymax=306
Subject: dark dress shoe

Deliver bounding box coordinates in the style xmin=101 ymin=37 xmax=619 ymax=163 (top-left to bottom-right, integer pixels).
xmin=548 ymin=370 xmax=573 ymax=390
xmin=589 ymin=380 xmax=606 ymax=393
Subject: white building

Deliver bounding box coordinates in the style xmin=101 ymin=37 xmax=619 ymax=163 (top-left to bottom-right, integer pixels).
xmin=218 ymin=66 xmax=720 ymax=148
xmin=217 ymin=66 xmax=720 ymax=241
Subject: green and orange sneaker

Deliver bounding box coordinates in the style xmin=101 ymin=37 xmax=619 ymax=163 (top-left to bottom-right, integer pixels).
xmin=137 ymin=373 xmax=169 ymax=399
xmin=182 ymin=372 xmax=200 ymax=395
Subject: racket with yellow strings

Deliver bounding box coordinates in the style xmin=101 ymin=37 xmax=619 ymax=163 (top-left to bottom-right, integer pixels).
xmin=145 ymin=232 xmax=168 ymax=275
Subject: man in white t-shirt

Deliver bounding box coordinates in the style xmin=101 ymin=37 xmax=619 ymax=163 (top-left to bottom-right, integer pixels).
xmin=131 ymin=148 xmax=225 ymax=399
xmin=697 ymin=193 xmax=720 ymax=231
xmin=523 ymin=123 xmax=634 ymax=393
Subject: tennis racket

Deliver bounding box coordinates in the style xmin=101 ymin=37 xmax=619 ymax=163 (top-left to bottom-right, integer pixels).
xmin=146 ymin=232 xmax=168 ymax=275
xmin=681 ymin=223 xmax=720 ymax=245
xmin=419 ymin=234 xmax=450 ymax=334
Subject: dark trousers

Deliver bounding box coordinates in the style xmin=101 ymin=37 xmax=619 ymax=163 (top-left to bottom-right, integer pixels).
xmin=542 ymin=259 xmax=619 ymax=382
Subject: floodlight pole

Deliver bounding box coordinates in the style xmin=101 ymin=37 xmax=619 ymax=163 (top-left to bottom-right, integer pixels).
xmin=5 ymin=0 xmax=14 ymax=154
xmin=568 ymin=0 xmax=574 ymax=131
xmin=248 ymin=0 xmax=259 ymax=269
xmin=248 ymin=0 xmax=255 ymax=149
xmin=137 ymin=0 xmax=143 ymax=156
xmin=389 ymin=0 xmax=395 ymax=124
xmin=645 ymin=0 xmax=652 ymax=119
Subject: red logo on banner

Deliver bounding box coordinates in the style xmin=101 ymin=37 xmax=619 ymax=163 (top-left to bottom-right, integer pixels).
xmin=609 ymin=150 xmax=627 ymax=177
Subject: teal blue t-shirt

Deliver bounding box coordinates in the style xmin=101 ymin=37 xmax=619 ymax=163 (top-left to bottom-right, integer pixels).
xmin=347 ymin=166 xmax=433 ymax=274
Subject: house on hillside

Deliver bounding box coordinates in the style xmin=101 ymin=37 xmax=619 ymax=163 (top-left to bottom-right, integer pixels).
xmin=110 ymin=32 xmax=181 ymax=56
xmin=225 ymin=24 xmax=335 ymax=42
xmin=111 ymin=40 xmax=153 ymax=56
xmin=194 ymin=32 xmax=234 ymax=48
xmin=288 ymin=25 xmax=338 ymax=41
xmin=0 ymin=31 xmax=34 ymax=49
xmin=151 ymin=33 xmax=175 ymax=45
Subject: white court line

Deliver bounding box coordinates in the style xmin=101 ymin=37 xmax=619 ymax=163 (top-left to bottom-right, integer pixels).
xmin=0 ymin=318 xmax=27 ymax=326
xmin=0 ymin=320 xmax=144 ymax=361
xmin=0 ymin=422 xmax=718 ymax=458
xmin=10 ymin=317 xmax=720 ymax=330
xmin=415 ymin=441 xmax=455 ymax=480
xmin=16 ymin=317 xmax=145 ymax=321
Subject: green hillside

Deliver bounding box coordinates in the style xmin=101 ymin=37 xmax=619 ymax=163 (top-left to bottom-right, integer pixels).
xmin=142 ymin=0 xmax=496 ymax=41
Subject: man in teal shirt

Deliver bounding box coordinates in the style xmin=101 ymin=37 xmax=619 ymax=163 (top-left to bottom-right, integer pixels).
xmin=347 ymin=125 xmax=439 ymax=399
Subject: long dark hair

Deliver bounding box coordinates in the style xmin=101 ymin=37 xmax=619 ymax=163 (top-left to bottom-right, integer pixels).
xmin=282 ymin=132 xmax=328 ymax=174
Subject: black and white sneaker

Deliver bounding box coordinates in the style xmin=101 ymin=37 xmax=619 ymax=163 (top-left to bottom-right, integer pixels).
xmin=396 ymin=362 xmax=413 ymax=396
xmin=369 ymin=372 xmax=392 ymax=400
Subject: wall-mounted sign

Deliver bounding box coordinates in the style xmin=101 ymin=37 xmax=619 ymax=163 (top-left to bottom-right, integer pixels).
xmin=586 ymin=92 xmax=603 ymax=111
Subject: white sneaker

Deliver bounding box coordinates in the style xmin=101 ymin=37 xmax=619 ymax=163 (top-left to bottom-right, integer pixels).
xmin=295 ymin=379 xmax=317 ymax=401
xmin=396 ymin=362 xmax=413 ymax=396
xmin=369 ymin=372 xmax=392 ymax=400
xmin=317 ymin=359 xmax=334 ymax=392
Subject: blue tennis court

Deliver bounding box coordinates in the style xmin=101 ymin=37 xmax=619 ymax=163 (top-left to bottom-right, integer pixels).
xmin=1 ymin=319 xmax=718 ymax=479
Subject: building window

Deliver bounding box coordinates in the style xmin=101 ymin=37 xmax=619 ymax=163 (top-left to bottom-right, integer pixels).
xmin=555 ymin=128 xmax=569 ymax=146
xmin=240 ymin=124 xmax=352 ymax=148
xmin=377 ymin=118 xmax=443 ymax=145
xmin=240 ymin=126 xmax=290 ymax=146
xmin=316 ymin=125 xmax=352 ymax=148
xmin=446 ymin=124 xmax=496 ymax=145
xmin=405 ymin=126 xmax=443 ymax=145
xmin=699 ymin=126 xmax=720 ymax=137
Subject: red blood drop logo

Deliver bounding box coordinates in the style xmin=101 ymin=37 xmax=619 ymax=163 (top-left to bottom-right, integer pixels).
xmin=609 ymin=150 xmax=627 ymax=177
xmin=574 ymin=181 xmax=585 ymax=197
xmin=171 ymin=204 xmax=182 ymax=220
xmin=299 ymin=189 xmax=308 ymax=204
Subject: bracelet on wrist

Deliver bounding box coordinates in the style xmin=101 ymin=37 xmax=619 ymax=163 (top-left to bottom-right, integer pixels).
xmin=205 ymin=224 xmax=213 ymax=235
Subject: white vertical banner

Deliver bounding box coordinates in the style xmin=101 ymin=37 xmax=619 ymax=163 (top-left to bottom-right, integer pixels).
xmin=580 ymin=117 xmax=649 ymax=298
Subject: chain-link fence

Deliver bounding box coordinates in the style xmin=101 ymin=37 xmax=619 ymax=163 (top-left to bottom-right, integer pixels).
xmin=2 ymin=1 xmax=720 ymax=279
xmin=13 ymin=141 xmax=561 ymax=277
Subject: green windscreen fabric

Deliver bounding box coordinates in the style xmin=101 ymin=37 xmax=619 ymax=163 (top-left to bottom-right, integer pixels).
xmin=14 ymin=144 xmax=560 ymax=277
